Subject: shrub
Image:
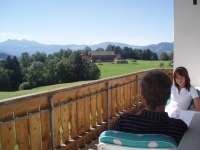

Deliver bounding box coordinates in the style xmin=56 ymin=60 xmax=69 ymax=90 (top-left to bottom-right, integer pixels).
xmin=84 ymin=63 xmax=101 ymax=80
xmin=115 ymin=60 xmax=128 ymax=64
xmin=131 ymin=59 xmax=136 ymax=62
xmin=19 ymin=82 xmax=32 ymax=90
xmin=159 ymin=62 xmax=164 ymax=68
xmin=96 ymin=59 xmax=102 ymax=64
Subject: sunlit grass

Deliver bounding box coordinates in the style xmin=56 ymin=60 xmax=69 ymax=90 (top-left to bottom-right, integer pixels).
xmin=0 ymin=81 xmax=91 ymax=100
xmin=97 ymin=60 xmax=171 ymax=78
xmin=0 ymin=60 xmax=171 ymax=100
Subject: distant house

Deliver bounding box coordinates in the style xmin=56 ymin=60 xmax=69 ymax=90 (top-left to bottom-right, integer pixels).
xmin=88 ymin=51 xmax=115 ymax=62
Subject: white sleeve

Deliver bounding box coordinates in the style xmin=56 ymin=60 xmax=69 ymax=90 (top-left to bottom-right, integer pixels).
xmin=190 ymin=86 xmax=199 ymax=99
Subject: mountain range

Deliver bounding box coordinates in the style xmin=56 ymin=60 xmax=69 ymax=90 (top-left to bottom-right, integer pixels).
xmin=0 ymin=39 xmax=173 ymax=58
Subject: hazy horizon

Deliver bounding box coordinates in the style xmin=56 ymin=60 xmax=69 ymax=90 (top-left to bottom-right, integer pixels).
xmin=0 ymin=39 xmax=174 ymax=47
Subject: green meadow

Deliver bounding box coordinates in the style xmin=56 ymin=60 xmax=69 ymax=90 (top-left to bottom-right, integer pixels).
xmin=0 ymin=60 xmax=171 ymax=100
xmin=98 ymin=60 xmax=171 ymax=78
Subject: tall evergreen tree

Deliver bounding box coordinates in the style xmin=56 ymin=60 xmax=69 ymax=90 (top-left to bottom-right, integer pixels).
xmin=5 ymin=56 xmax=23 ymax=90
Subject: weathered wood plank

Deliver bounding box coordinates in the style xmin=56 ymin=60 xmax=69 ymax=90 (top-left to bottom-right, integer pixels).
xmin=77 ymin=86 xmax=90 ymax=99
xmin=28 ymin=106 xmax=42 ymax=150
xmin=120 ymin=86 xmax=124 ymax=111
xmin=15 ymin=109 xmax=29 ymax=150
xmin=0 ymin=97 xmax=48 ymax=116
xmin=98 ymin=82 xmax=107 ymax=92
xmin=53 ymin=107 xmax=61 ymax=148
xmin=91 ymin=96 xmax=97 ymax=127
xmin=133 ymin=82 xmax=136 ymax=104
xmin=138 ymin=80 xmax=142 ymax=101
xmin=65 ymin=142 xmax=78 ymax=150
xmin=53 ymin=89 xmax=78 ymax=102
xmin=96 ymin=94 xmax=102 ymax=125
xmin=130 ymin=83 xmax=134 ymax=107
xmin=111 ymin=89 xmax=116 ymax=117
xmin=116 ymin=87 xmax=121 ymax=114
xmin=69 ymin=102 xmax=77 ymax=139
xmin=0 ymin=113 xmax=15 ymax=150
xmin=101 ymin=92 xmax=107 ymax=122
xmin=61 ymin=105 xmax=69 ymax=144
xmin=84 ymin=98 xmax=91 ymax=132
xmin=108 ymin=90 xmax=112 ymax=119
xmin=39 ymin=97 xmax=51 ymax=150
xmin=41 ymin=111 xmax=51 ymax=150
xmin=89 ymin=84 xmax=98 ymax=95
xmin=124 ymin=85 xmax=128 ymax=109
xmin=77 ymin=100 xmax=85 ymax=135
xmin=127 ymin=84 xmax=131 ymax=108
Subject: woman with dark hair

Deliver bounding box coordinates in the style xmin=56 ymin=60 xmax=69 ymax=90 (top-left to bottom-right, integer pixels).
xmin=169 ymin=66 xmax=200 ymax=111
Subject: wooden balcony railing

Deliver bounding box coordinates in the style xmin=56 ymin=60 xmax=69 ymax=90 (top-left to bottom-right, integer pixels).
xmin=0 ymin=68 xmax=173 ymax=150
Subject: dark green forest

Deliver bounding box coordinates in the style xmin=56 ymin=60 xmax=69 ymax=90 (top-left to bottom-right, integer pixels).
xmin=0 ymin=44 xmax=173 ymax=91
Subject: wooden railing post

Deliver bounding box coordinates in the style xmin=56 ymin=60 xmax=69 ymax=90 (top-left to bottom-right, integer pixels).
xmin=136 ymin=74 xmax=139 ymax=112
xmin=49 ymin=95 xmax=55 ymax=150
xmin=106 ymin=81 xmax=110 ymax=130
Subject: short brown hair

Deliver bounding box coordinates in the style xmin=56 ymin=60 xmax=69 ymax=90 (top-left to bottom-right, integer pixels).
xmin=140 ymin=70 xmax=172 ymax=110
xmin=174 ymin=66 xmax=191 ymax=91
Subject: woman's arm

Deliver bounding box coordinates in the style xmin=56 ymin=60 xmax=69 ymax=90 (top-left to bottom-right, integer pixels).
xmin=191 ymin=97 xmax=200 ymax=111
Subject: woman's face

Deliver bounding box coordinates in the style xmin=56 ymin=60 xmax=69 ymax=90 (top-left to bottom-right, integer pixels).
xmin=175 ymin=73 xmax=186 ymax=87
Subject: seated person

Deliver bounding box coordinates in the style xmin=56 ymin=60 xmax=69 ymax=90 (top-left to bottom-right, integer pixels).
xmin=110 ymin=70 xmax=188 ymax=145
xmin=169 ymin=66 xmax=200 ymax=111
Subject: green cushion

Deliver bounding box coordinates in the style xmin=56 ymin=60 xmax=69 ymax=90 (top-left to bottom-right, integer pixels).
xmin=99 ymin=131 xmax=177 ymax=148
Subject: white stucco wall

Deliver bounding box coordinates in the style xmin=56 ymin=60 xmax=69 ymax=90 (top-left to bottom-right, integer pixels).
xmin=174 ymin=0 xmax=200 ymax=86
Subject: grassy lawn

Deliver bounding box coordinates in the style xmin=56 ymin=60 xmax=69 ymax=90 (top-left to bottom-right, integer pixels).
xmin=0 ymin=81 xmax=91 ymax=100
xmin=0 ymin=60 xmax=171 ymax=100
xmin=98 ymin=60 xmax=171 ymax=78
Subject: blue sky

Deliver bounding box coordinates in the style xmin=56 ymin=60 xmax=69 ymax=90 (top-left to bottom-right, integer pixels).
xmin=0 ymin=0 xmax=173 ymax=46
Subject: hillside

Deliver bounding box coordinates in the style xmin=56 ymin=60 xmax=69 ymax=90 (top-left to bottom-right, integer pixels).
xmin=0 ymin=52 xmax=13 ymax=59
xmin=0 ymin=39 xmax=173 ymax=57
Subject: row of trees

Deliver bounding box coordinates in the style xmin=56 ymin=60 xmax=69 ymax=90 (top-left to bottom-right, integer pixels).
xmin=96 ymin=44 xmax=173 ymax=61
xmin=0 ymin=49 xmax=100 ymax=91
xmin=45 ymin=45 xmax=172 ymax=61
xmin=103 ymin=45 xmax=158 ymax=60
xmin=0 ymin=45 xmax=173 ymax=91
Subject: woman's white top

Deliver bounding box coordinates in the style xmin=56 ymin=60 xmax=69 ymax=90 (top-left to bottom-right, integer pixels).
xmin=169 ymin=84 xmax=199 ymax=110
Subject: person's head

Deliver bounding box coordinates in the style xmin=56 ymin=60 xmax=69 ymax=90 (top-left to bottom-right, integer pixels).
xmin=140 ymin=70 xmax=172 ymax=111
xmin=174 ymin=66 xmax=191 ymax=91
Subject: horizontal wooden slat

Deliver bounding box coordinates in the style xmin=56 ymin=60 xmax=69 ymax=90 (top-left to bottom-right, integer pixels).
xmin=0 ymin=97 xmax=49 ymax=116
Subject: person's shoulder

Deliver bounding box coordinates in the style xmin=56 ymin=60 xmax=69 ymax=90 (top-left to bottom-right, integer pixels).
xmin=121 ymin=113 xmax=138 ymax=119
xmin=169 ymin=118 xmax=188 ymax=127
xmin=190 ymin=85 xmax=196 ymax=91
xmin=121 ymin=113 xmax=135 ymax=117
xmin=171 ymin=84 xmax=176 ymax=89
xmin=171 ymin=84 xmax=177 ymax=92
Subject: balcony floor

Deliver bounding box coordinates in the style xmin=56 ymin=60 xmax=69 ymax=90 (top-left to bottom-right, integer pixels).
xmin=81 ymin=139 xmax=98 ymax=150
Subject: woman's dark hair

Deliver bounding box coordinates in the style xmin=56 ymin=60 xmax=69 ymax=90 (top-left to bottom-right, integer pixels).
xmin=174 ymin=66 xmax=191 ymax=91
xmin=140 ymin=70 xmax=172 ymax=110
